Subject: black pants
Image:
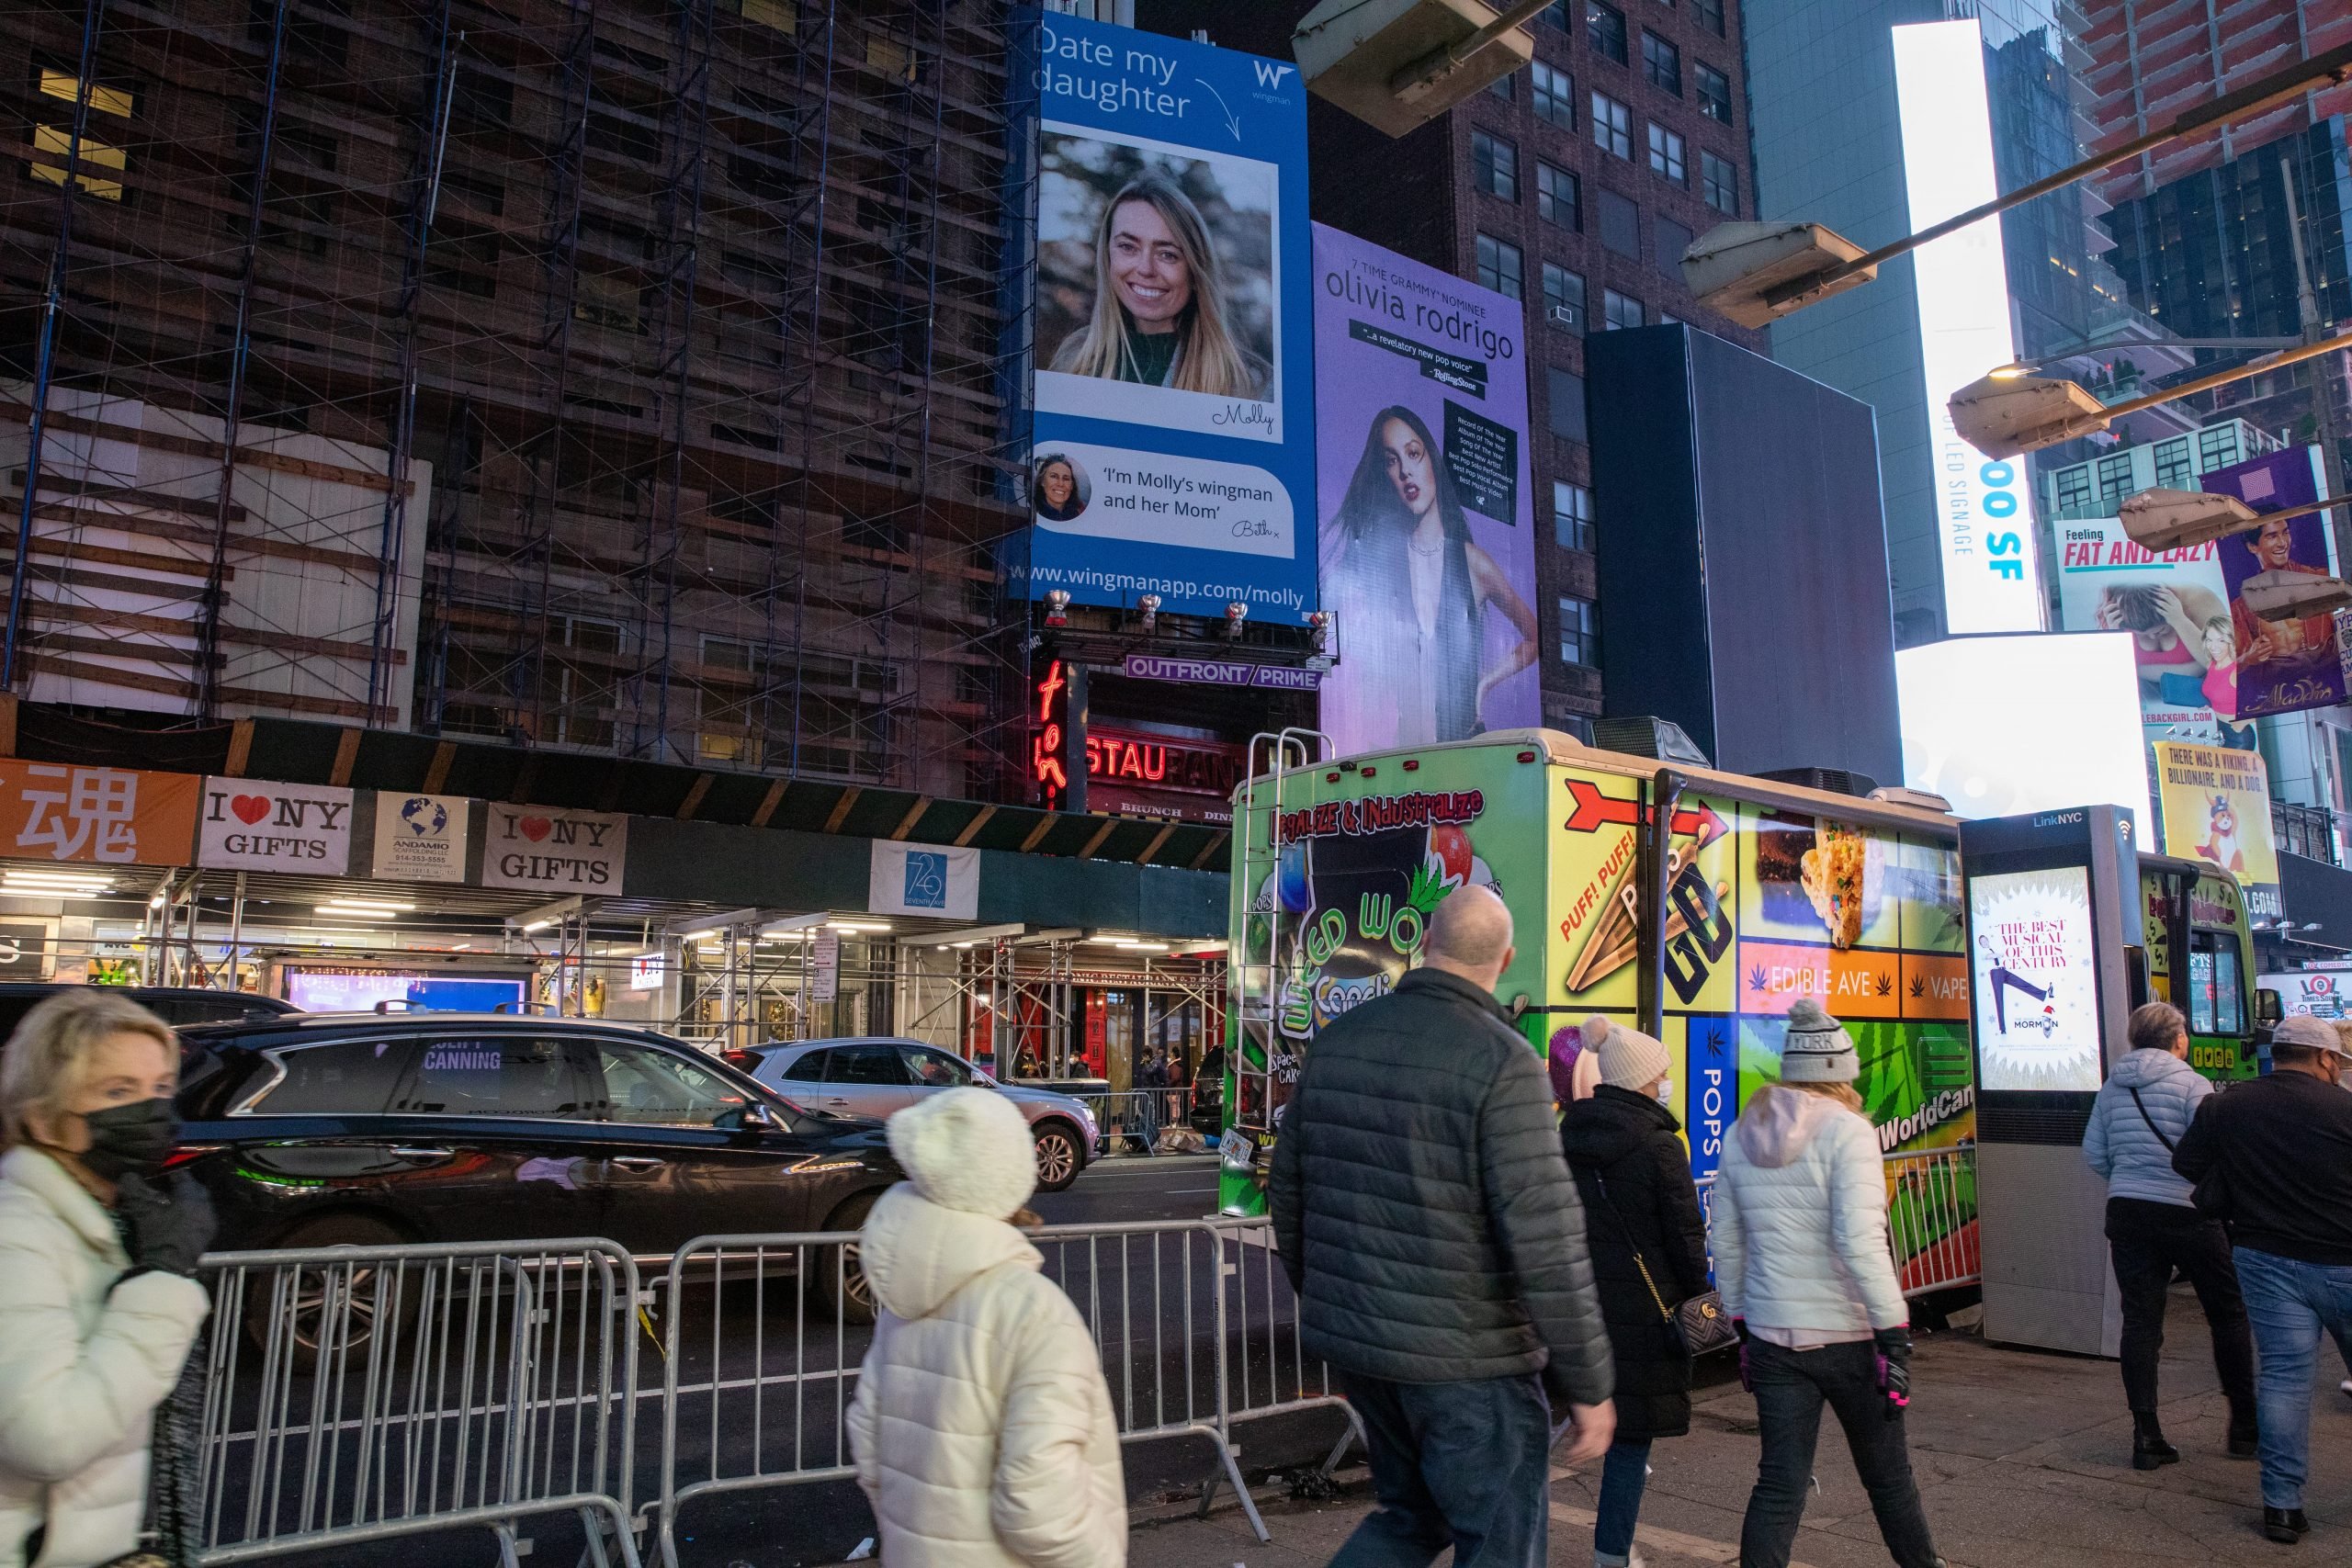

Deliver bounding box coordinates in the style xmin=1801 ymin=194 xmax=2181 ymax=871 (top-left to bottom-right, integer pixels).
xmin=2106 ymin=1196 xmax=2256 ymax=1419
xmin=1740 ymin=1338 xmax=1940 ymax=1568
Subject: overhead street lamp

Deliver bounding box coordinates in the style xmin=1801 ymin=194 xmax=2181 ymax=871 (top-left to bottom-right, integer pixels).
xmin=1295 ymin=0 xmax=1547 ymax=138
xmin=1984 ymin=338 xmax=2303 ymax=379
xmin=1947 ymin=323 xmax=2352 ymax=458
xmin=1685 ymin=40 xmax=2352 ymax=328
xmin=2118 ymin=483 xmax=2352 ymax=554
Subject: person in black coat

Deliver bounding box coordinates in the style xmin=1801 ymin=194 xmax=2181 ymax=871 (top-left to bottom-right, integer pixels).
xmin=1560 ymin=1016 xmax=1710 ymax=1568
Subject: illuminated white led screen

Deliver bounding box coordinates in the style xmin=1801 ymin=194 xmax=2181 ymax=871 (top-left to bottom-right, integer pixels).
xmin=1892 ymin=19 xmax=2046 ymax=635
xmin=1895 ymin=632 xmax=2154 ymax=850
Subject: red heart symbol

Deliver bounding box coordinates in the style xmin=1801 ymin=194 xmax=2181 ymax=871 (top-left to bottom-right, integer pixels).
xmin=519 ymin=816 xmax=552 ymax=842
xmin=231 ymin=795 xmax=270 ymax=825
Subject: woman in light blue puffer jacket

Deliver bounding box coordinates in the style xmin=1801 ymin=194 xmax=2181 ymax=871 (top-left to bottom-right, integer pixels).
xmin=2082 ymin=1001 xmax=2256 ymax=1468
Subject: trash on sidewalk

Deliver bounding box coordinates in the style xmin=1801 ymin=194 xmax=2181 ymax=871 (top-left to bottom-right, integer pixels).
xmin=1156 ymin=1126 xmax=1206 ymax=1155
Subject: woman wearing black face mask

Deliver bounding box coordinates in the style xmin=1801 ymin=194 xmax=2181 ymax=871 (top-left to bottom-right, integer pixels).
xmin=0 ymin=989 xmax=214 ymax=1568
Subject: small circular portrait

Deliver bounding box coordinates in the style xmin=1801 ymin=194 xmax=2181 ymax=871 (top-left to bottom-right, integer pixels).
xmin=1032 ymin=453 xmax=1091 ymax=523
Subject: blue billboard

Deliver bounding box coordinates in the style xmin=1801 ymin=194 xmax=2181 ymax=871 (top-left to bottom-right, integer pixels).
xmin=1019 ymin=15 xmax=1316 ymax=624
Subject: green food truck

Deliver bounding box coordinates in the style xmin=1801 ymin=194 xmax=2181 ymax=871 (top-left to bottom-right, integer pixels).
xmin=1216 ymin=728 xmax=2260 ymax=1292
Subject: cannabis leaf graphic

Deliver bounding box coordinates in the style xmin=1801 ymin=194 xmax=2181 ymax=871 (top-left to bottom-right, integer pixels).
xmin=1405 ymin=860 xmax=1449 ymax=916
xmin=1876 ymin=972 xmax=1894 ymax=996
xmin=1747 ymin=963 xmax=1767 ymax=992
xmin=1909 ymin=974 xmax=1926 ymax=998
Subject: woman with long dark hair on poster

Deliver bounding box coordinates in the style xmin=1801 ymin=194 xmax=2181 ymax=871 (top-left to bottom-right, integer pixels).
xmin=1048 ymin=175 xmax=1270 ymax=400
xmin=1033 ymin=455 xmax=1086 ymax=523
xmin=1322 ymin=405 xmax=1539 ymax=745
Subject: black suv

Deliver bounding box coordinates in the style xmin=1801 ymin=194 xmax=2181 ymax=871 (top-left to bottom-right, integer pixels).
xmin=0 ymin=982 xmax=298 ymax=1038
xmin=174 ymin=1013 xmax=899 ymax=1314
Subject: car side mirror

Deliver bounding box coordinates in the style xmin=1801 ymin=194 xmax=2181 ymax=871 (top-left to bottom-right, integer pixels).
xmin=721 ymin=1102 xmax=787 ymax=1134
xmin=2255 ymin=987 xmax=2284 ymax=1030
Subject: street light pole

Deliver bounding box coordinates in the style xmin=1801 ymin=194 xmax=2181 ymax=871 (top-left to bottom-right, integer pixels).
xmin=1760 ymin=39 xmax=2352 ymax=312
xmin=1691 ymin=40 xmax=2352 ymax=327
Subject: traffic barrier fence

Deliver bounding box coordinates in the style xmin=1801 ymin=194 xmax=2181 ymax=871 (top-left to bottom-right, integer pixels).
xmin=1692 ymin=1145 xmax=1983 ymax=1300
xmin=196 ymin=1145 xmax=1976 ymax=1567
xmin=192 ymin=1238 xmax=641 ymax=1568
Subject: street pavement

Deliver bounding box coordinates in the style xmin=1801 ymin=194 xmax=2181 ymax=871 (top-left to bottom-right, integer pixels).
xmin=1120 ymin=1287 xmax=2352 ymax=1566
xmin=1035 ymin=1150 xmax=1226 ymax=1225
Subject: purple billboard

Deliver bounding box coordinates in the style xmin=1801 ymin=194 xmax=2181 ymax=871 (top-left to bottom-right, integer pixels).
xmin=2200 ymin=446 xmax=2343 ymax=718
xmin=1310 ymin=224 xmax=1540 ymax=753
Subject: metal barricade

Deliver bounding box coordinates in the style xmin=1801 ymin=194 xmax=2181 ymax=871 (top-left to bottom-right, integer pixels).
xmin=1882 ymin=1145 xmax=1981 ymax=1296
xmin=195 ymin=1238 xmax=641 ymax=1568
xmin=1078 ymin=1087 xmax=1207 ymax=1156
xmin=648 ymin=1217 xmax=1355 ymax=1562
xmin=1695 ymin=1145 xmax=1982 ymax=1299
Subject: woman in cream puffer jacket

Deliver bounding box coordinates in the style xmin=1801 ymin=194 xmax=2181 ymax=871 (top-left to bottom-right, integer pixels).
xmin=846 ymin=1088 xmax=1125 ymax=1567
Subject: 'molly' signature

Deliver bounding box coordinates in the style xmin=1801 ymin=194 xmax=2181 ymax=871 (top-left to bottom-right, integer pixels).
xmin=1212 ymin=401 xmax=1274 ymax=431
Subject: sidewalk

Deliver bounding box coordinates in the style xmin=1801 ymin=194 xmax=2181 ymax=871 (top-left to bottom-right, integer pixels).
xmin=1130 ymin=1292 xmax=2352 ymax=1565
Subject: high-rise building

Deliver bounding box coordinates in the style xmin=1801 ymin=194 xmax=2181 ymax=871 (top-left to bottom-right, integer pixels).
xmin=2080 ymin=0 xmax=2352 ymax=205
xmin=1135 ymin=0 xmax=1764 ymax=733
xmin=1744 ymin=0 xmax=2188 ymax=646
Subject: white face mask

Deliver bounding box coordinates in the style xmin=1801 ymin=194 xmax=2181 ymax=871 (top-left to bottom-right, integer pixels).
xmin=1657 ymin=1077 xmax=1674 ymax=1107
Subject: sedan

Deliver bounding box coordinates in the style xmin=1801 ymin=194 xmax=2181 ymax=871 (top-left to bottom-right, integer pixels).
xmin=728 ymin=1036 xmax=1098 ymax=1191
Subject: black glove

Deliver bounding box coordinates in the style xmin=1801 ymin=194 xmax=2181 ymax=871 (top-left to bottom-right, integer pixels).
xmin=116 ymin=1171 xmax=218 ymax=1279
xmin=1872 ymin=1325 xmax=1913 ymax=1420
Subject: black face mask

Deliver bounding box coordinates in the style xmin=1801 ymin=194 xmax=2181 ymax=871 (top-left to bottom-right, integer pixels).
xmin=79 ymin=1098 xmax=179 ymax=1182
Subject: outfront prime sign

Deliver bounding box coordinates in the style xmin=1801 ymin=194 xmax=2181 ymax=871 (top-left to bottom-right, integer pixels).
xmin=1122 ymin=652 xmax=1320 ymax=689
xmin=1893 ymin=19 xmax=2044 ymax=636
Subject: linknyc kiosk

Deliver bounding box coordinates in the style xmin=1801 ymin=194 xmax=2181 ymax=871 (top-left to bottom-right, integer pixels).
xmin=1962 ymin=805 xmax=2142 ymax=1356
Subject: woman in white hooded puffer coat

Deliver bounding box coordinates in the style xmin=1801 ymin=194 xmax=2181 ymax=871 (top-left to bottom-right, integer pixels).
xmin=1713 ymin=1000 xmax=1947 ymax=1568
xmin=847 ymin=1087 xmax=1125 ymax=1567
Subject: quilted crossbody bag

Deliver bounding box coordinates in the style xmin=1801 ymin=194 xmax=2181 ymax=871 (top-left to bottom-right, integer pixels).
xmin=1593 ymin=1173 xmax=1739 ymax=1359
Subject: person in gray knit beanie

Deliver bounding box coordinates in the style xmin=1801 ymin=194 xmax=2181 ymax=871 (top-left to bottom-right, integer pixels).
xmin=1778 ymin=998 xmax=1860 ymax=1083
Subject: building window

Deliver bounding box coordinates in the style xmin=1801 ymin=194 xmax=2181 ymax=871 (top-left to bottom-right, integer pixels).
xmin=1588 ymin=2 xmax=1628 ymax=63
xmin=2097 ymin=454 xmax=2136 ymax=510
xmin=1647 ymin=123 xmax=1686 ymax=185
xmin=1548 ymin=367 xmax=1589 ymax=442
xmin=1559 ymin=595 xmax=1599 ymax=667
xmin=1472 ymin=129 xmax=1519 ymax=201
xmin=1555 ymin=481 xmax=1596 ymax=552
xmin=1603 ymin=288 xmax=1644 ymax=331
xmin=1599 ymin=187 xmax=1640 ymax=256
xmin=1693 ymin=0 xmax=1724 ymax=37
xmin=1532 ymin=61 xmax=1575 ymax=129
xmin=1476 ymin=232 xmax=1523 ymax=299
xmin=1542 ymin=2 xmax=1573 ymax=28
xmin=1537 ymin=161 xmax=1580 ymax=229
xmin=1591 ymin=92 xmax=1632 ymax=159
xmin=1696 ymin=62 xmax=1732 ymax=124
xmin=2154 ymin=436 xmax=2194 ymax=489
xmin=1701 ymin=150 xmax=1737 ymax=214
xmin=29 ymin=67 xmax=133 ymax=201
xmin=2053 ymin=465 xmax=2094 ymax=515
xmin=1487 ymin=69 xmax=1515 ymax=101
xmin=1656 ymin=216 xmax=1693 ymax=266
xmin=2197 ymin=425 xmax=2242 ymax=470
xmin=1641 ymin=32 xmax=1681 ymax=96
xmin=1543 ymin=262 xmax=1587 ymax=332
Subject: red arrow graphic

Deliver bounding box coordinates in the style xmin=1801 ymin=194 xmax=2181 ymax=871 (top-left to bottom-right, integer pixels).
xmin=1561 ymin=779 xmax=1726 ymax=845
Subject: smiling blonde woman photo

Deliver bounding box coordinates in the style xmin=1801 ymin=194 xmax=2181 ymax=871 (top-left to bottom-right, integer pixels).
xmin=1047 ymin=175 xmax=1269 ymax=401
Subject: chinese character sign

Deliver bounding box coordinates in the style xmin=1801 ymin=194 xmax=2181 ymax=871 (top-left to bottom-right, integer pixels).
xmin=0 ymin=761 xmax=198 ymax=865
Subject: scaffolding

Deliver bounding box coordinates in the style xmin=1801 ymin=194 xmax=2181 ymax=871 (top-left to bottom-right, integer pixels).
xmin=1 ymin=0 xmax=1043 ymax=800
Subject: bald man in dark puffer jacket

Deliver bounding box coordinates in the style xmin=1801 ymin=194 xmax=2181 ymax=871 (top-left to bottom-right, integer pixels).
xmin=1271 ymin=885 xmax=1615 ymax=1566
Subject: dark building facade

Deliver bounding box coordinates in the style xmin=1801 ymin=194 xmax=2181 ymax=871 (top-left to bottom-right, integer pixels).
xmin=1136 ymin=0 xmax=1765 ymax=731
